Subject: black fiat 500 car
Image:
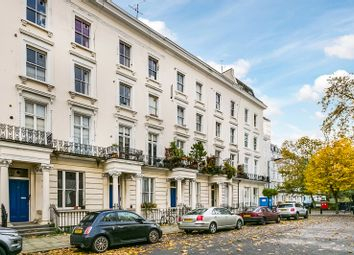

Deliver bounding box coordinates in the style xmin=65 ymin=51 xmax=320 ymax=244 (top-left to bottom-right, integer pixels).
xmin=70 ymin=210 xmax=162 ymax=253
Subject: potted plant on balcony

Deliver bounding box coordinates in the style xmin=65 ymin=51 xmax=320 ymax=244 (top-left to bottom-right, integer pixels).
xmin=163 ymin=141 xmax=185 ymax=169
xmin=200 ymin=156 xmax=223 ymax=175
xmin=188 ymin=141 xmax=207 ymax=170
xmin=222 ymin=161 xmax=237 ymax=179
xmin=109 ymin=144 xmax=119 ymax=158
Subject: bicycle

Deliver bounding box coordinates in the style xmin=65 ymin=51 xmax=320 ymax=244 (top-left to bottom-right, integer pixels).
xmin=160 ymin=210 xmax=175 ymax=225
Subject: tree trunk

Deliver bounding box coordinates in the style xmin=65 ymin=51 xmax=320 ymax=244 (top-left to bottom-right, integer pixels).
xmin=333 ymin=191 xmax=339 ymax=214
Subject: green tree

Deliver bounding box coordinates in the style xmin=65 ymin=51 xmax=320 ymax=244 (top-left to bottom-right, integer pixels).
xmin=278 ymin=137 xmax=323 ymax=195
xmin=321 ymin=74 xmax=354 ymax=138
xmin=188 ymin=141 xmax=207 ymax=169
xmin=262 ymin=188 xmax=279 ymax=198
xmin=305 ymin=137 xmax=354 ymax=213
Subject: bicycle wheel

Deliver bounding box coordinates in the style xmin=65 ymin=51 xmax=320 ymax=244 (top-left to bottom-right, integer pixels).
xmin=160 ymin=216 xmax=166 ymax=225
xmin=167 ymin=215 xmax=175 ymax=224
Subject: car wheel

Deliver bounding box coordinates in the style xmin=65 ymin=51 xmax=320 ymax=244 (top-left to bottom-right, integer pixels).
xmin=0 ymin=246 xmax=6 ymax=255
xmin=209 ymin=222 xmax=217 ymax=234
xmin=148 ymin=229 xmax=160 ymax=243
xmin=304 ymin=211 xmax=309 ymax=219
xmin=236 ymin=219 xmax=243 ymax=230
xmin=276 ymin=216 xmax=281 ymax=223
xmin=184 ymin=230 xmax=193 ymax=234
xmin=295 ymin=212 xmax=299 ymax=220
xmin=260 ymin=217 xmax=266 ymax=225
xmin=92 ymin=236 xmax=109 ymax=253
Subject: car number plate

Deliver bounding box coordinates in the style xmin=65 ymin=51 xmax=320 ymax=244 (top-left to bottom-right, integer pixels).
xmin=280 ymin=209 xmax=287 ymax=211
xmin=74 ymin=228 xmax=83 ymax=234
xmin=184 ymin=218 xmax=193 ymax=222
xmin=243 ymin=214 xmax=251 ymax=218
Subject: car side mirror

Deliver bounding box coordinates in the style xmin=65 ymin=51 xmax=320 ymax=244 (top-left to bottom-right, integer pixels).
xmin=135 ymin=218 xmax=144 ymax=224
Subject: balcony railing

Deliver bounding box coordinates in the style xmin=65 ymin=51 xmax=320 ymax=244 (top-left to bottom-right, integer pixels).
xmin=52 ymin=141 xmax=144 ymax=161
xmin=237 ymin=172 xmax=269 ymax=182
xmin=0 ymin=123 xmax=52 ymax=146
xmin=105 ymin=145 xmax=144 ymax=161
xmin=144 ymin=155 xmax=166 ymax=168
xmin=52 ymin=139 xmax=106 ymax=158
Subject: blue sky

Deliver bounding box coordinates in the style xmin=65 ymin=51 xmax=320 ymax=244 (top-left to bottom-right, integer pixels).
xmin=113 ymin=0 xmax=354 ymax=145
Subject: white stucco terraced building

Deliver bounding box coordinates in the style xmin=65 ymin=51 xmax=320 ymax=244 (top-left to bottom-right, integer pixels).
xmin=0 ymin=0 xmax=270 ymax=226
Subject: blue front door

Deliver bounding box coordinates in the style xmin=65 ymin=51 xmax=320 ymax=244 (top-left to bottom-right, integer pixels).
xmin=9 ymin=179 xmax=29 ymax=222
xmin=170 ymin=188 xmax=176 ymax=207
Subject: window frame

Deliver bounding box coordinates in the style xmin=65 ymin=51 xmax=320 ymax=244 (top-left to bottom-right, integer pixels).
xmin=148 ymin=94 xmax=158 ymax=116
xmin=142 ymin=177 xmax=154 ymax=203
xmin=177 ymin=106 xmax=185 ymax=126
xmin=73 ymin=113 xmax=90 ymax=145
xmin=230 ymin=101 xmax=235 ymax=117
xmin=215 ymin=93 xmax=221 ymax=110
xmin=253 ymin=136 xmax=258 ymax=151
xmin=196 ymin=82 xmax=203 ymax=101
xmin=244 ymin=156 xmax=249 ymax=172
xmin=75 ymin=17 xmax=90 ymax=48
xmin=148 ymin=133 xmax=158 ymax=165
xmin=26 ymin=0 xmax=47 ymax=27
xmin=24 ymin=101 xmax=46 ymax=131
xmin=148 ymin=57 xmax=158 ymax=80
xmin=119 ymin=41 xmax=131 ymax=67
xmin=57 ymin=170 xmax=84 ymax=209
xmin=196 ymin=113 xmax=203 ymax=132
xmin=119 ymin=83 xmax=131 ymax=107
xmin=26 ymin=46 xmax=47 ymax=82
xmin=253 ymin=114 xmax=257 ymax=128
xmin=177 ymin=72 xmax=185 ymax=92
xmin=244 ymin=108 xmax=249 ymax=123
xmin=244 ymin=132 xmax=249 ymax=148
xmin=230 ymin=127 xmax=235 ymax=144
xmin=215 ymin=122 xmax=221 ymax=137
xmin=118 ymin=125 xmax=131 ymax=152
xmin=74 ymin=65 xmax=90 ymax=95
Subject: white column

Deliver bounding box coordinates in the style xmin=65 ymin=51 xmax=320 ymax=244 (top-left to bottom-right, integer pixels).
xmin=135 ymin=174 xmax=143 ymax=215
xmin=176 ymin=177 xmax=183 ymax=207
xmin=0 ymin=159 xmax=11 ymax=220
xmin=228 ymin=183 xmax=233 ymax=207
xmin=41 ymin=164 xmax=52 ymax=224
xmin=218 ymin=182 xmax=223 ymax=207
xmin=112 ymin=173 xmax=120 ymax=208
xmin=191 ymin=179 xmax=196 ymax=209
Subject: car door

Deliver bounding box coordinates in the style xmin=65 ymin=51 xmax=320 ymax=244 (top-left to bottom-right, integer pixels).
xmin=214 ymin=208 xmax=228 ymax=228
xmin=98 ymin=212 xmax=120 ymax=245
xmin=264 ymin=207 xmax=276 ymax=221
xmin=117 ymin=211 xmax=148 ymax=243
xmin=221 ymin=208 xmax=236 ymax=228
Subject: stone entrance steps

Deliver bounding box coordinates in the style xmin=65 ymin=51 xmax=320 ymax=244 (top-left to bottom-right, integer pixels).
xmin=11 ymin=223 xmax=57 ymax=237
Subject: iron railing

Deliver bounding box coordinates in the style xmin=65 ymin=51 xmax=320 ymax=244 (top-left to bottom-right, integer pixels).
xmin=52 ymin=139 xmax=106 ymax=158
xmin=144 ymin=155 xmax=166 ymax=167
xmin=105 ymin=145 xmax=144 ymax=161
xmin=0 ymin=123 xmax=52 ymax=146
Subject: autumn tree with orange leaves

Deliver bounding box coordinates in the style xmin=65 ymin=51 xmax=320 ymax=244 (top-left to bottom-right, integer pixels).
xmin=305 ymin=138 xmax=354 ymax=213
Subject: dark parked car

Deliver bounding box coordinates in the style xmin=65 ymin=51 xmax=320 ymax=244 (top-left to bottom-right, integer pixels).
xmin=0 ymin=227 xmax=22 ymax=255
xmin=239 ymin=206 xmax=281 ymax=225
xmin=70 ymin=210 xmax=162 ymax=253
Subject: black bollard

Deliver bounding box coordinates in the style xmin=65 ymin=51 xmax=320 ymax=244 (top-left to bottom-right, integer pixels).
xmin=1 ymin=204 xmax=8 ymax=227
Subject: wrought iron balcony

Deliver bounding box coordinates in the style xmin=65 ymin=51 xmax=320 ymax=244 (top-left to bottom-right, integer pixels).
xmin=52 ymin=139 xmax=106 ymax=158
xmin=144 ymin=155 xmax=166 ymax=168
xmin=105 ymin=145 xmax=144 ymax=161
xmin=237 ymin=172 xmax=269 ymax=182
xmin=0 ymin=123 xmax=52 ymax=147
xmin=52 ymin=141 xmax=144 ymax=161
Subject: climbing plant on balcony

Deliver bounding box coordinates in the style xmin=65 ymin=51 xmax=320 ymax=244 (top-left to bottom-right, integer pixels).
xmin=188 ymin=141 xmax=207 ymax=169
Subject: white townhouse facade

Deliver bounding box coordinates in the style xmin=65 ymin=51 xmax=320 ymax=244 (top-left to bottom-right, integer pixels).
xmin=0 ymin=0 xmax=268 ymax=225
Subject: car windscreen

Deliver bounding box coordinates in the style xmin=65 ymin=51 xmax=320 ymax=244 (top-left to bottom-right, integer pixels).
xmin=80 ymin=212 xmax=99 ymax=225
xmin=185 ymin=208 xmax=207 ymax=215
xmin=278 ymin=204 xmax=293 ymax=208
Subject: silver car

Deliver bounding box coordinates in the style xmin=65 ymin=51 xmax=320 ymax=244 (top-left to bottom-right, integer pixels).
xmin=177 ymin=207 xmax=243 ymax=234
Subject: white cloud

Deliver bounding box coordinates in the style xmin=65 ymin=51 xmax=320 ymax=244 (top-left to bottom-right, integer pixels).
xmin=324 ymin=34 xmax=354 ymax=59
xmin=314 ymin=111 xmax=325 ymax=120
xmin=139 ymin=18 xmax=177 ymax=41
xmin=296 ymin=70 xmax=350 ymax=101
xmin=206 ymin=58 xmax=251 ymax=79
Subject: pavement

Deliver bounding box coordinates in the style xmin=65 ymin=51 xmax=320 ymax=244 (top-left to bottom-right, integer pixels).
xmin=21 ymin=224 xmax=181 ymax=254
